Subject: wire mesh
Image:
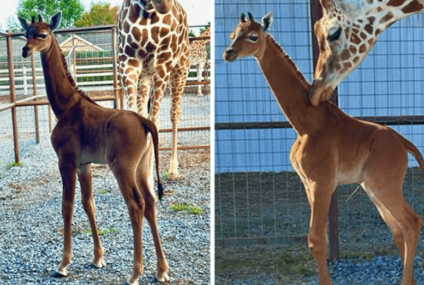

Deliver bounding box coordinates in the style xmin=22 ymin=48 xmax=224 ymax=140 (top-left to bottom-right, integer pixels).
xmin=215 ymin=0 xmax=424 ymax=261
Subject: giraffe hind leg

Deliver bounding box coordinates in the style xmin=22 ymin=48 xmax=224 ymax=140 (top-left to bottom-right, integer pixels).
xmin=168 ymin=62 xmax=189 ymax=180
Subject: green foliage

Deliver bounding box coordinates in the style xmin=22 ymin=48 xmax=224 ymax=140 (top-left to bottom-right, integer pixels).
xmin=12 ymin=0 xmax=85 ymax=31
xmin=74 ymin=2 xmax=119 ymax=27
xmin=84 ymin=226 xmax=116 ymax=235
xmin=163 ymin=170 xmax=170 ymax=180
xmin=97 ymin=189 xmax=106 ymax=194
xmin=5 ymin=16 xmax=21 ymax=32
xmin=187 ymin=205 xmax=204 ymax=215
xmin=189 ymin=29 xmax=196 ymax=37
xmin=200 ymin=22 xmax=210 ymax=34
xmin=5 ymin=162 xmax=23 ymax=171
xmin=170 ymin=203 xmax=203 ymax=215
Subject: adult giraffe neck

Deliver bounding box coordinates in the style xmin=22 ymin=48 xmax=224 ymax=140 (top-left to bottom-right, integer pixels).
xmin=255 ymin=35 xmax=315 ymax=135
xmin=40 ymin=37 xmax=92 ymax=118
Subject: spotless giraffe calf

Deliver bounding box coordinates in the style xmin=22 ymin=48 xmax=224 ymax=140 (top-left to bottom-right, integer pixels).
xmin=18 ymin=12 xmax=169 ymax=285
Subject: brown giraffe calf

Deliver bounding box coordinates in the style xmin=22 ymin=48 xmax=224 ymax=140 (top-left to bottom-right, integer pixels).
xmin=224 ymin=12 xmax=423 ymax=285
xmin=18 ymin=13 xmax=169 ymax=285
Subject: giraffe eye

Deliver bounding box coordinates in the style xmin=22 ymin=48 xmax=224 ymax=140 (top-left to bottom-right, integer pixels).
xmin=250 ymin=35 xmax=258 ymax=42
xmin=328 ymin=27 xmax=342 ymax=42
xmin=38 ymin=34 xmax=47 ymax=39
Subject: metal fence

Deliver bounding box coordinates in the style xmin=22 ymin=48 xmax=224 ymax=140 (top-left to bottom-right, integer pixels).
xmin=215 ymin=0 xmax=424 ymax=260
xmin=0 ymin=25 xmax=210 ymax=165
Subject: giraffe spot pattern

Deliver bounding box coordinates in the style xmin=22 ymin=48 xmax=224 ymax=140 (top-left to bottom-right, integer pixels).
xmin=387 ymin=0 xmax=406 ymax=7
xmin=341 ymin=49 xmax=350 ymax=60
xmin=402 ymin=0 xmax=424 ymax=13
xmin=364 ymin=24 xmax=373 ymax=34
xmin=118 ymin=0 xmax=190 ymax=121
xmin=380 ymin=12 xmax=394 ymax=23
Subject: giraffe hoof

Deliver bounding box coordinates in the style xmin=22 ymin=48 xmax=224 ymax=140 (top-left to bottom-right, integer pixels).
xmin=168 ymin=173 xmax=180 ymax=181
xmin=50 ymin=270 xmax=67 ymax=278
xmin=155 ymin=272 xmax=170 ymax=283
xmin=92 ymin=257 xmax=106 ymax=269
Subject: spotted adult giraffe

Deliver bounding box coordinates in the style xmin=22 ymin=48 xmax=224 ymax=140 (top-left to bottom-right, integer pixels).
xmin=189 ymin=26 xmax=210 ymax=97
xmin=310 ymin=0 xmax=424 ymax=106
xmin=118 ymin=0 xmax=190 ymax=179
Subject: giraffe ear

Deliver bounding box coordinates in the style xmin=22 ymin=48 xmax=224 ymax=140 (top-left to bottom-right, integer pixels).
xmin=240 ymin=13 xmax=246 ymax=23
xmin=261 ymin=12 xmax=273 ymax=33
xmin=49 ymin=12 xmax=62 ymax=31
xmin=18 ymin=17 xmax=30 ymax=31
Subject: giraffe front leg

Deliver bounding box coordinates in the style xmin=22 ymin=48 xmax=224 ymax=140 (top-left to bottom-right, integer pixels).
xmin=137 ymin=79 xmax=151 ymax=118
xmin=120 ymin=63 xmax=141 ymax=112
xmin=196 ymin=63 xmax=204 ymax=97
xmin=51 ymin=157 xmax=77 ymax=278
xmin=168 ymin=67 xmax=188 ymax=180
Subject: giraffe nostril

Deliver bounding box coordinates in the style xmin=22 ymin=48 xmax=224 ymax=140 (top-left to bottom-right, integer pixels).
xmin=226 ymin=48 xmax=235 ymax=56
xmin=22 ymin=46 xmax=31 ymax=58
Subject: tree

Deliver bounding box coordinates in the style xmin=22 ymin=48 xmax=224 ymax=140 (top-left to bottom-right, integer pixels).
xmin=200 ymin=22 xmax=210 ymax=34
xmin=5 ymin=16 xmax=21 ymax=32
xmin=12 ymin=0 xmax=84 ymax=30
xmin=75 ymin=2 xmax=119 ymax=27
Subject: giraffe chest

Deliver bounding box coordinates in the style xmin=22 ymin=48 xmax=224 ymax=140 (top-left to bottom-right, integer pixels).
xmin=118 ymin=5 xmax=189 ymax=70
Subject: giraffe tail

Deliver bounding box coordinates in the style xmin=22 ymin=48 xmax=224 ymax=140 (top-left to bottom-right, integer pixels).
xmin=138 ymin=115 xmax=164 ymax=200
xmin=396 ymin=132 xmax=424 ymax=173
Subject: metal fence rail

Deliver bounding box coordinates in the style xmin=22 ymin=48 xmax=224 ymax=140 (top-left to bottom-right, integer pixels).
xmin=215 ymin=0 xmax=424 ymax=261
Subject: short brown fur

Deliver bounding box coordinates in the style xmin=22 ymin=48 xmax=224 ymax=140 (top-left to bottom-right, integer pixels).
xmin=224 ymin=13 xmax=423 ymax=285
xmin=18 ymin=13 xmax=169 ymax=285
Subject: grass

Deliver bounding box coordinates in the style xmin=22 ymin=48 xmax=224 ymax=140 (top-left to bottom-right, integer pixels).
xmin=5 ymin=162 xmax=23 ymax=171
xmin=163 ymin=170 xmax=170 ymax=180
xmin=170 ymin=203 xmax=204 ymax=215
xmin=216 ymin=248 xmax=316 ymax=278
xmin=83 ymin=227 xmax=117 ymax=236
xmin=97 ymin=189 xmax=107 ymax=194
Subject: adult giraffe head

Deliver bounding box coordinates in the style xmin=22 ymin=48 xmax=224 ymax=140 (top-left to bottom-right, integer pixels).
xmin=310 ymin=0 xmax=424 ymax=106
xmin=18 ymin=12 xmax=62 ymax=58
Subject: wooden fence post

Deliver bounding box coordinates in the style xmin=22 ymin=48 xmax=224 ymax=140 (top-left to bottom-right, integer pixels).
xmin=111 ymin=27 xmax=120 ymax=110
xmin=310 ymin=0 xmax=339 ymax=262
xmin=31 ymin=54 xmax=40 ymax=143
xmin=6 ymin=32 xmax=20 ymax=163
xmin=23 ymin=66 xmax=28 ymax=95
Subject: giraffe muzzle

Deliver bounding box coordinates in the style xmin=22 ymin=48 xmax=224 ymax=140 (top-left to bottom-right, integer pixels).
xmin=310 ymin=81 xmax=334 ymax=106
xmin=22 ymin=46 xmax=32 ymax=58
xmin=223 ymin=48 xmax=237 ymax=62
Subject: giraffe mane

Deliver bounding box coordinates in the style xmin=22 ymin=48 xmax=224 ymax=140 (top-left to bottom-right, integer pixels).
xmin=53 ymin=37 xmax=97 ymax=105
xmin=267 ymin=34 xmax=311 ymax=88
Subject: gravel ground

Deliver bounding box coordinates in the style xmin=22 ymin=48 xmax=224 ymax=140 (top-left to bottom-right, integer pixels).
xmin=0 ymin=136 xmax=211 ymax=284
xmin=215 ymin=244 xmax=424 ymax=285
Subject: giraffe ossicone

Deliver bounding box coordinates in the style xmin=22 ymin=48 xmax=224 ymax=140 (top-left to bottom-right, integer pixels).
xmin=310 ymin=0 xmax=424 ymax=106
xmin=118 ymin=0 xmax=191 ymax=179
